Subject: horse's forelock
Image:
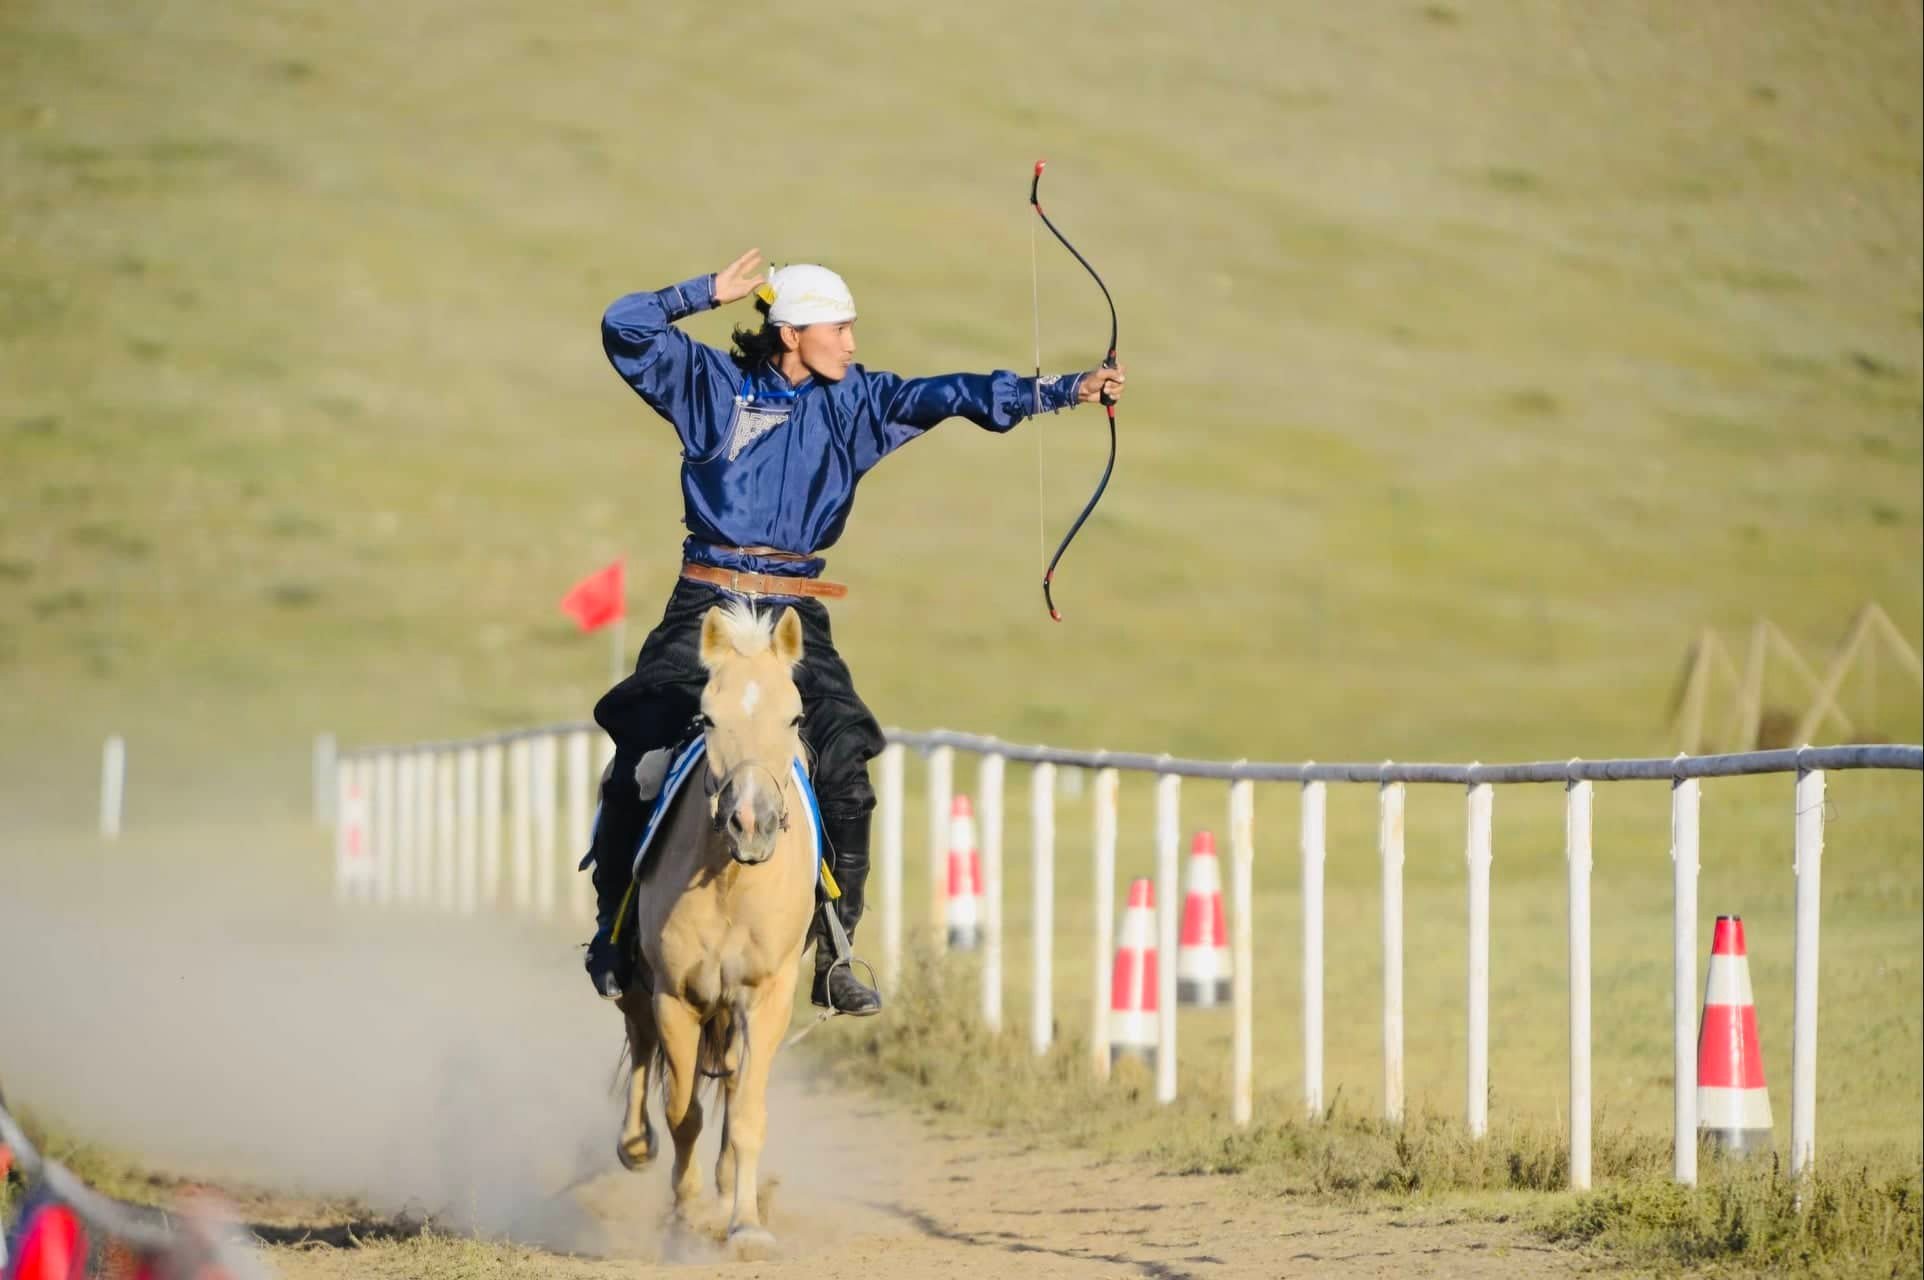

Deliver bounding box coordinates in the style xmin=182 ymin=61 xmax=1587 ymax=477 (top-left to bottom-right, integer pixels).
xmin=712 ymin=600 xmax=775 ymax=659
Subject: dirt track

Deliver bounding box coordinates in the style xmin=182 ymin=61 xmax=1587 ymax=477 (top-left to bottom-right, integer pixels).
xmin=0 ymin=826 xmax=1601 ymax=1278
xmin=265 ymin=1069 xmax=1599 ymax=1279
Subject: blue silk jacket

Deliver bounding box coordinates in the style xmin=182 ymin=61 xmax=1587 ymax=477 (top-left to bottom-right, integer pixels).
xmin=602 ymin=273 xmax=1085 ymax=583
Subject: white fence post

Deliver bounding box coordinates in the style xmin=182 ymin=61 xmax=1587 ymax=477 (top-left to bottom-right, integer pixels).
xmin=333 ymin=759 xmax=357 ymax=902
xmin=313 ymin=732 xmax=336 ymax=825
xmin=567 ymin=729 xmax=593 ymax=924
xmin=1230 ymin=778 xmax=1255 ymax=1128
xmin=1671 ymin=767 xmax=1701 ymax=1185
xmin=1566 ymin=773 xmax=1594 ymax=1191
xmin=510 ymin=738 xmax=533 ymax=912
xmin=481 ymin=742 xmax=504 ymax=907
xmin=980 ymin=752 xmax=1006 ymax=1032
xmin=534 ymin=732 xmax=559 ymax=919
xmin=395 ymin=748 xmax=416 ymax=903
xmin=1380 ymin=777 xmax=1406 ymax=1125
xmin=99 ymin=735 xmax=125 ymax=839
xmin=1302 ymin=776 xmax=1327 ymax=1120
xmin=592 ymin=734 xmax=615 ymax=919
xmin=364 ymin=755 xmax=385 ymax=903
xmin=1092 ymin=767 xmax=1119 ymax=1078
xmin=458 ymin=746 xmax=480 ymax=916
xmin=879 ymin=743 xmax=905 ymax=991
xmin=435 ymin=752 xmax=456 ymax=910
xmin=1791 ymin=765 xmax=1825 ymax=1177
xmin=1465 ymin=776 xmax=1493 ymax=1139
xmin=928 ymin=745 xmax=954 ymax=944
xmin=1031 ymin=762 xmax=1056 ymax=1056
xmin=374 ymin=752 xmax=396 ymax=905
xmin=352 ymin=758 xmax=374 ymax=901
xmin=414 ymin=751 xmax=435 ymax=901
xmin=1155 ymin=772 xmax=1180 ymax=1105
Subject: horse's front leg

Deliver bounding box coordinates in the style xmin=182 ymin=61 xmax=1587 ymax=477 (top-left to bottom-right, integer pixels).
xmin=616 ymin=992 xmax=658 ymax=1169
xmin=711 ymin=992 xmax=752 ymax=1200
xmin=652 ymin=992 xmax=706 ymax=1220
xmin=724 ymin=964 xmax=799 ymax=1255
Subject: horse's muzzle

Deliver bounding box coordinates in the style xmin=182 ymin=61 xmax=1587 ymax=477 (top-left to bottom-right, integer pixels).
xmin=726 ymin=816 xmax=778 ymax=865
xmin=716 ymin=775 xmax=787 ymax=865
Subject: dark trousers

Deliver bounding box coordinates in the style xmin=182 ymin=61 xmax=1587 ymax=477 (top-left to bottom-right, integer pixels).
xmin=585 ymin=580 xmax=885 ymax=943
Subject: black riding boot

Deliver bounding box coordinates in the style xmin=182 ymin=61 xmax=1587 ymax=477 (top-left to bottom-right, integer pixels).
xmin=585 ymin=856 xmax=635 ymax=1000
xmin=583 ymin=749 xmax=647 ymax=1000
xmin=811 ymin=809 xmax=882 ymax=1016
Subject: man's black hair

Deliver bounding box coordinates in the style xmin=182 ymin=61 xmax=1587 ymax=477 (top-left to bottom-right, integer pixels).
xmin=729 ymin=298 xmax=787 ymax=371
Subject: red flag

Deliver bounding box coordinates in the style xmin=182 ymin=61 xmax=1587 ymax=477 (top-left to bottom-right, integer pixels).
xmin=559 ymin=559 xmax=625 ymax=632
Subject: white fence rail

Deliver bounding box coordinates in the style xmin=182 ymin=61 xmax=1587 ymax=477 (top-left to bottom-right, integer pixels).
xmin=332 ymin=724 xmax=1921 ymax=1192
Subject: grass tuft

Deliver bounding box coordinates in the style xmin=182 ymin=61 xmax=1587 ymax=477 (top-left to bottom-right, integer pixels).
xmin=1544 ymin=1159 xmax=1924 ymax=1277
xmin=29 ymin=589 xmax=90 ymax=619
xmin=267 ymin=581 xmax=323 ymax=609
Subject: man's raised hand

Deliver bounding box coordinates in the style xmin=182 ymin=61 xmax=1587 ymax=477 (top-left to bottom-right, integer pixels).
xmin=713 ymin=249 xmax=766 ymax=306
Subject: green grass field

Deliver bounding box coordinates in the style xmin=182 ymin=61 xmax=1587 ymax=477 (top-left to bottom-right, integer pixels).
xmin=3 ymin=0 xmax=1920 ymax=1272
xmin=2 ymin=1 xmax=1917 ymax=796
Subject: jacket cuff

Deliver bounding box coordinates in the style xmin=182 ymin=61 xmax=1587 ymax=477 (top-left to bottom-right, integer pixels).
xmin=1030 ymin=371 xmax=1082 ymax=414
xmin=662 ymin=273 xmax=718 ymax=321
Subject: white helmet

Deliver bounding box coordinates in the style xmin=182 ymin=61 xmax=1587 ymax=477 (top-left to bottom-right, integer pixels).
xmin=759 ymin=263 xmax=856 ymax=327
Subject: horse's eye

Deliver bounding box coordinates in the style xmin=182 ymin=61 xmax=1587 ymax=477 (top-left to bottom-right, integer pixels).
xmin=698 ymin=713 xmax=715 ymax=730
xmin=790 ymin=714 xmax=805 ymax=728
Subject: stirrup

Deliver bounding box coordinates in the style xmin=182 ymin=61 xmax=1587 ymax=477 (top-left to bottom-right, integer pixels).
xmin=816 ymin=954 xmax=880 ymax=1014
xmin=816 ymin=903 xmax=880 ymax=1012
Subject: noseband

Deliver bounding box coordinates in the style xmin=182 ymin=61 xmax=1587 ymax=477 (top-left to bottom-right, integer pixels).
xmin=705 ymin=757 xmax=792 ymax=838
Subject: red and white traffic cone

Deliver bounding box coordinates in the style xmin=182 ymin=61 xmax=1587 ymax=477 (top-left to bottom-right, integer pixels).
xmin=1177 ymin=830 xmax=1232 ymax=1007
xmin=1697 ymin=914 xmax=1773 ymax=1154
xmin=11 ymin=1202 xmax=88 ymax=1280
xmin=945 ymin=794 xmax=983 ymax=950
xmin=335 ymin=773 xmax=367 ymax=902
xmin=1109 ymin=878 xmax=1160 ymax=1066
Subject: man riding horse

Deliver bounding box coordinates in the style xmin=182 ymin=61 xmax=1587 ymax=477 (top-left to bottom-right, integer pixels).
xmin=582 ymin=248 xmax=1128 ymax=1014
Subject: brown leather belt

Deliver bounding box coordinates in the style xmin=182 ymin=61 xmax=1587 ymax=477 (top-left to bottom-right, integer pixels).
xmin=681 ymin=561 xmax=848 ymax=600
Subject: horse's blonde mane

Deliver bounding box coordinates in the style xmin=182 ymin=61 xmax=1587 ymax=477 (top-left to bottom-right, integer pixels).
xmin=712 ymin=600 xmax=776 ymax=658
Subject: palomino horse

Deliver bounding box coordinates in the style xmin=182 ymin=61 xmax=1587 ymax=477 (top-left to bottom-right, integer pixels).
xmin=614 ymin=602 xmax=817 ymax=1256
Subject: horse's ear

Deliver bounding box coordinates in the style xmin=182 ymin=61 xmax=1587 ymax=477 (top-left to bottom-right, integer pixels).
xmin=698 ymin=606 xmax=732 ymax=668
xmin=772 ymin=606 xmax=804 ymax=667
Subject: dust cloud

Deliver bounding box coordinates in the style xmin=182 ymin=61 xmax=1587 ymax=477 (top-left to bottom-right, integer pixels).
xmin=0 ymin=814 xmax=661 ymax=1254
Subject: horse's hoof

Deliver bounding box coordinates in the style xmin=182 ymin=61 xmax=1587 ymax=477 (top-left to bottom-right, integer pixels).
xmin=660 ymin=1214 xmax=714 ymax=1264
xmin=728 ymin=1226 xmax=778 ymax=1261
xmin=616 ymin=1132 xmax=656 ymax=1171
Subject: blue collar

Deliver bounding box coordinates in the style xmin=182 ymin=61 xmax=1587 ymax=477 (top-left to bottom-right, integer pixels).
xmin=740 ymin=361 xmax=812 ymax=402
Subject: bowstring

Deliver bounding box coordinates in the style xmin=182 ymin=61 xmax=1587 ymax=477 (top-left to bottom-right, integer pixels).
xmin=1031 ymin=215 xmax=1046 ymax=589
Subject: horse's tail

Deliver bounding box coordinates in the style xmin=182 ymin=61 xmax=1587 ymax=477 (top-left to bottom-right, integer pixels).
xmin=700 ymin=993 xmax=752 ymax=1085
xmin=698 ymin=1009 xmax=732 ymax=1082
xmin=651 ymin=995 xmax=750 ymax=1109
xmin=610 ymin=1030 xmax=631 ymax=1099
